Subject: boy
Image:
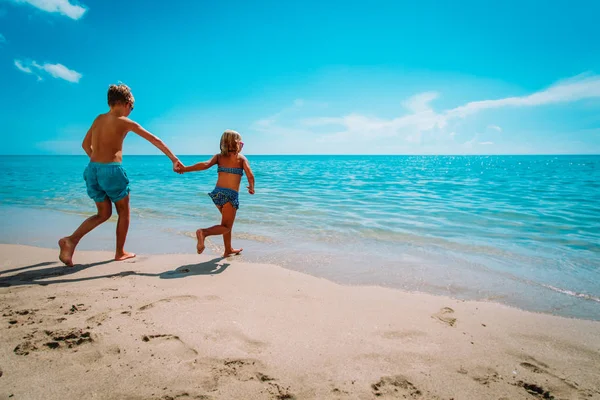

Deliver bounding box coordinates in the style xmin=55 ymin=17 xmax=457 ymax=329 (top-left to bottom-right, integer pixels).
xmin=58 ymin=83 xmax=182 ymax=266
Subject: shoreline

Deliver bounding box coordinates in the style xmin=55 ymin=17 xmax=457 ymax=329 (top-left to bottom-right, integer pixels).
xmin=1 ymin=244 xmax=599 ymax=399
xmin=3 ymin=242 xmax=599 ymax=323
xmin=2 ymin=204 xmax=599 ymax=322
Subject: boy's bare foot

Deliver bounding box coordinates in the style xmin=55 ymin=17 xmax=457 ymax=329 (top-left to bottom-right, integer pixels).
xmin=196 ymin=229 xmax=206 ymax=254
xmin=115 ymin=251 xmax=136 ymax=261
xmin=58 ymin=237 xmax=75 ymax=267
xmin=223 ymin=248 xmax=243 ymax=257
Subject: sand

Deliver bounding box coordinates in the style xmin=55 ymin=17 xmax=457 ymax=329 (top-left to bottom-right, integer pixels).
xmin=0 ymin=244 xmax=599 ymax=400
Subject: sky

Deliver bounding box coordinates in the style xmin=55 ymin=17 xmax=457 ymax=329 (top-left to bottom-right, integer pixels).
xmin=0 ymin=0 xmax=599 ymax=155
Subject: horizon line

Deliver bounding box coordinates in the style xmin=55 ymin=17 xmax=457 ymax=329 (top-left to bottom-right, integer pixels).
xmin=0 ymin=153 xmax=600 ymax=158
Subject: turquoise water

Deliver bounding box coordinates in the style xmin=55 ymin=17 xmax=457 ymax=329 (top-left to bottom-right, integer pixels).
xmin=1 ymin=155 xmax=599 ymax=319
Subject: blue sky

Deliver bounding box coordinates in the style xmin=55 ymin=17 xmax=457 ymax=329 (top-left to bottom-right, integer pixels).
xmin=0 ymin=0 xmax=599 ymax=155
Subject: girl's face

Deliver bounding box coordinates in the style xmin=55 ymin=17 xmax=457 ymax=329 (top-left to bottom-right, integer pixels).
xmin=237 ymin=138 xmax=244 ymax=152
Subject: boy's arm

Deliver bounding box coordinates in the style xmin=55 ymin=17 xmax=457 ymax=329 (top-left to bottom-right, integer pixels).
xmin=81 ymin=125 xmax=93 ymax=157
xmin=182 ymin=155 xmax=218 ymax=173
xmin=126 ymin=120 xmax=181 ymax=165
xmin=242 ymin=155 xmax=255 ymax=194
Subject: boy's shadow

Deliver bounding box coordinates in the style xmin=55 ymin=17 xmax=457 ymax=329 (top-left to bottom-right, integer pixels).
xmin=0 ymin=260 xmax=116 ymax=287
xmin=0 ymin=261 xmax=57 ymax=276
xmin=159 ymin=258 xmax=230 ymax=279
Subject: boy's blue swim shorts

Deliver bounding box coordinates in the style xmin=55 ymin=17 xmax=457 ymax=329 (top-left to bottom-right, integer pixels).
xmin=84 ymin=162 xmax=130 ymax=203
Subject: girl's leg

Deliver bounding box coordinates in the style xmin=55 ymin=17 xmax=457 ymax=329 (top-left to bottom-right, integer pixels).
xmin=196 ymin=203 xmax=237 ymax=254
xmin=215 ymin=205 xmax=243 ymax=257
xmin=59 ymin=198 xmax=112 ymax=266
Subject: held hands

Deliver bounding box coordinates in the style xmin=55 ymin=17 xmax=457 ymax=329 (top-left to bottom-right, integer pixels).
xmin=247 ymin=186 xmax=255 ymax=195
xmin=173 ymin=159 xmax=185 ymax=174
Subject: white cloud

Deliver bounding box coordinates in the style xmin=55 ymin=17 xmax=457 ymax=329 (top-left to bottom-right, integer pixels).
xmin=281 ymin=73 xmax=600 ymax=145
xmin=39 ymin=62 xmax=82 ymax=82
xmin=403 ymin=91 xmax=439 ymax=113
xmin=14 ymin=59 xmax=82 ymax=82
xmin=304 ymin=90 xmax=446 ymax=143
xmin=446 ymin=74 xmax=600 ymax=118
xmin=248 ymin=73 xmax=600 ymax=153
xmin=14 ymin=59 xmax=32 ymax=73
xmin=12 ymin=0 xmax=87 ymax=20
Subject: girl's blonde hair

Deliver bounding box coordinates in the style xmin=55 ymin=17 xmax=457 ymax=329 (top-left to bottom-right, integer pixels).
xmin=220 ymin=130 xmax=242 ymax=156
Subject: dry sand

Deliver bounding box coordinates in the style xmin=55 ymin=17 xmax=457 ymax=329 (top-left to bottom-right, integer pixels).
xmin=0 ymin=244 xmax=599 ymax=400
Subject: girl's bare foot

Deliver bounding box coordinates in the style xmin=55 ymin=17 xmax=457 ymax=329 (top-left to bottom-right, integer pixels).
xmin=58 ymin=237 xmax=75 ymax=267
xmin=223 ymin=248 xmax=243 ymax=257
xmin=196 ymin=229 xmax=206 ymax=254
xmin=115 ymin=251 xmax=136 ymax=261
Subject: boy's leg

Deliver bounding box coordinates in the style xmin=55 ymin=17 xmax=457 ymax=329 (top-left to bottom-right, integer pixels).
xmin=114 ymin=195 xmax=136 ymax=261
xmin=59 ymin=198 xmax=112 ymax=266
xmin=196 ymin=203 xmax=237 ymax=255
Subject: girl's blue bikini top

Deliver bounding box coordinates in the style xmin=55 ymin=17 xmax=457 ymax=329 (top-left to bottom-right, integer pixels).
xmin=218 ymin=166 xmax=244 ymax=176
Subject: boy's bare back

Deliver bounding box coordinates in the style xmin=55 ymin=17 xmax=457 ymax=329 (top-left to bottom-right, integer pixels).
xmin=88 ymin=113 xmax=133 ymax=163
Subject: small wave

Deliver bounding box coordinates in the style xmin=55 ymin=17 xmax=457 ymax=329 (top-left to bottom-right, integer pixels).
xmin=235 ymin=232 xmax=276 ymax=243
xmin=541 ymin=284 xmax=600 ymax=303
xmin=164 ymin=228 xmax=275 ymax=244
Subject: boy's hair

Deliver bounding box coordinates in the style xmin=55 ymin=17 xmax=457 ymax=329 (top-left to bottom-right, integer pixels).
xmin=220 ymin=130 xmax=242 ymax=156
xmin=107 ymin=84 xmax=135 ymax=107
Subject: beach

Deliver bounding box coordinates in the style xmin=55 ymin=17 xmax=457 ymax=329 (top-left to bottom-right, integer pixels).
xmin=1 ymin=244 xmax=599 ymax=400
xmin=3 ymin=0 xmax=599 ymax=397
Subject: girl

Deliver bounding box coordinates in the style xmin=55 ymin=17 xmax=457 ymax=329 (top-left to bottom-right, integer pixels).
xmin=179 ymin=130 xmax=255 ymax=256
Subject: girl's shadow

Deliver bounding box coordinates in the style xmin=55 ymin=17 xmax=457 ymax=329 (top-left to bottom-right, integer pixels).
xmin=158 ymin=258 xmax=230 ymax=279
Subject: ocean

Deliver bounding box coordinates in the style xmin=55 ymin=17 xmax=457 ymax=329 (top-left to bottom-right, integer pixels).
xmin=1 ymin=155 xmax=599 ymax=320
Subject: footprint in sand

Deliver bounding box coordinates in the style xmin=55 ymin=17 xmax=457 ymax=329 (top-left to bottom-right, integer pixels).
xmin=199 ymin=358 xmax=263 ymax=391
xmin=43 ymin=329 xmax=93 ymax=349
xmin=371 ymin=375 xmax=424 ymax=398
xmin=516 ymin=381 xmax=556 ymax=399
xmin=141 ymin=334 xmax=198 ymax=360
xmin=199 ymin=358 xmax=287 ymax=395
xmin=520 ymin=362 xmax=547 ymax=374
xmin=207 ymin=328 xmax=268 ymax=354
xmin=469 ymin=366 xmax=501 ymax=386
xmin=14 ymin=329 xmax=93 ymax=355
xmin=67 ymin=304 xmax=88 ymax=314
xmin=432 ymin=307 xmax=456 ymax=327
xmin=515 ymin=357 xmax=598 ymax=398
xmin=86 ymin=311 xmax=109 ymax=325
xmin=266 ymin=381 xmax=296 ymax=400
xmin=14 ymin=341 xmax=37 ymax=356
xmin=218 ymin=358 xmax=263 ymax=380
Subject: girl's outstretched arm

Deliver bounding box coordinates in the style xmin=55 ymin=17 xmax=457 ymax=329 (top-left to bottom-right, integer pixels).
xmin=241 ymin=155 xmax=255 ymax=194
xmin=183 ymin=154 xmax=218 ymax=173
